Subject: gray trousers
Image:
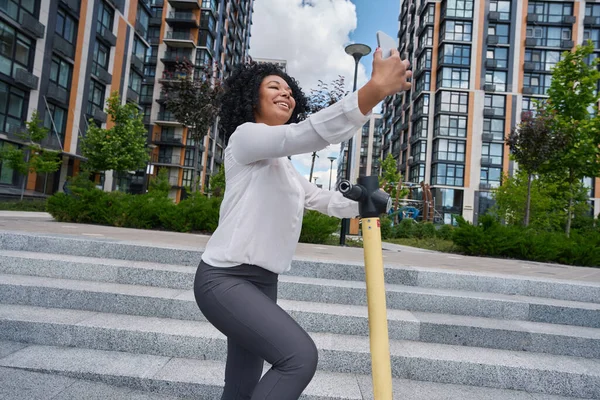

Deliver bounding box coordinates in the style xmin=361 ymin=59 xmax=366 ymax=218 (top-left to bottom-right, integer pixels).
xmin=194 ymin=260 xmax=318 ymax=400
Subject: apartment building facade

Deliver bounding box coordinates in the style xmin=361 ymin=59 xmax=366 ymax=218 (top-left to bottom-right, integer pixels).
xmin=383 ymin=0 xmax=600 ymax=224
xmin=0 ymin=0 xmax=253 ymax=201
xmin=338 ymin=112 xmax=383 ymax=185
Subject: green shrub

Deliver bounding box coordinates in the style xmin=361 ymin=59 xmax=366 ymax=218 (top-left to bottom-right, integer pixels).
xmin=394 ymin=218 xmax=415 ymax=238
xmin=413 ymin=222 xmax=436 ymax=239
xmin=0 ymin=199 xmax=47 ymax=211
xmin=452 ymin=215 xmax=600 ymax=267
xmin=436 ymin=224 xmax=454 ymax=240
xmin=380 ymin=215 xmax=393 ymax=240
xmin=299 ymin=210 xmax=340 ymax=244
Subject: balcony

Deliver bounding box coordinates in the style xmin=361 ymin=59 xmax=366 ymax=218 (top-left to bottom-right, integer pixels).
xmin=525 ymin=37 xmax=538 ymax=47
xmin=154 ymin=154 xmax=182 ymax=166
xmin=410 ymin=133 xmax=424 ymax=144
xmin=46 ymin=82 xmax=68 ymax=104
xmin=53 ymin=34 xmax=75 ymax=59
xmin=523 ymin=62 xmax=537 ymax=71
xmin=60 ymin=0 xmax=80 ymax=13
xmin=584 ymin=16 xmax=600 ymax=27
xmin=485 ymin=59 xmax=498 ymax=68
xmin=483 ymin=84 xmax=496 ymax=92
xmin=488 ymin=11 xmax=500 ymax=22
xmin=163 ymin=31 xmax=196 ymax=47
xmin=97 ymin=26 xmax=117 ymax=47
xmin=91 ymin=106 xmax=108 ymax=123
xmin=481 ymin=157 xmax=493 ymax=167
xmin=522 ymin=87 xmax=535 ymax=95
xmin=487 ymin=35 xmax=499 ymax=45
xmin=483 ymin=108 xmax=496 ymax=117
xmin=166 ymin=12 xmax=199 ymax=27
xmin=126 ymin=88 xmax=139 ymax=103
xmin=149 ymin=10 xmax=163 ymax=26
xmin=161 ymin=51 xmax=193 ymax=64
xmin=561 ymin=40 xmax=574 ymax=49
xmin=482 ymin=133 xmax=495 ymax=142
xmin=131 ymin=55 xmax=144 ymax=73
xmin=92 ymin=65 xmax=112 ymax=85
xmin=479 ymin=182 xmax=493 ymax=190
xmin=155 ymin=112 xmax=183 ymax=126
xmin=135 ymin=20 xmax=147 ymax=38
xmin=139 ymin=95 xmax=153 ymax=104
xmin=14 ymin=68 xmax=39 ymax=90
xmin=168 ymin=0 xmax=199 ymax=8
xmin=153 ymin=132 xmax=185 ymax=146
xmin=22 ymin=12 xmax=45 ymax=39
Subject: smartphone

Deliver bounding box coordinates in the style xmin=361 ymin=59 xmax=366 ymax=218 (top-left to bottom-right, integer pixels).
xmin=376 ymin=30 xmax=398 ymax=59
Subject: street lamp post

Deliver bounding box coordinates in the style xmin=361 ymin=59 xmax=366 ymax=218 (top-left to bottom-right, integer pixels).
xmin=327 ymin=156 xmax=336 ymax=190
xmin=340 ymin=43 xmax=371 ymax=246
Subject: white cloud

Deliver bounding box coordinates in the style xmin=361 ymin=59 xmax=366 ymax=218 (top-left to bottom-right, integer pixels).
xmin=249 ymin=0 xmax=371 ymax=185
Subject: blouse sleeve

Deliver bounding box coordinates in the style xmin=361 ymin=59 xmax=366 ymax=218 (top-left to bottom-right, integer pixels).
xmin=229 ymin=91 xmax=371 ymax=165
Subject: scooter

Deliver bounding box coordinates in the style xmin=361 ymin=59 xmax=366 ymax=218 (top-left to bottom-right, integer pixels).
xmin=338 ymin=176 xmax=393 ymax=400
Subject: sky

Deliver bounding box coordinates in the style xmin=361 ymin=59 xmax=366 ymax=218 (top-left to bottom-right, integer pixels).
xmin=248 ymin=0 xmax=401 ymax=190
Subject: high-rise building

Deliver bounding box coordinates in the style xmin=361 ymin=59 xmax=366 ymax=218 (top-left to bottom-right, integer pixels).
xmin=385 ymin=0 xmax=600 ymax=224
xmin=0 ymin=0 xmax=254 ymax=201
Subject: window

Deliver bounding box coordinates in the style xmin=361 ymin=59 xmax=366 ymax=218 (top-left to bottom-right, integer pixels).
xmin=434 ymin=139 xmax=465 ymax=162
xmin=87 ymin=79 xmax=105 ymax=115
xmin=419 ymin=26 xmax=434 ymax=48
xmin=184 ymin=148 xmax=195 ymax=167
xmin=528 ymin=2 xmax=573 ymax=24
xmin=136 ymin=7 xmax=150 ymax=34
xmin=409 ymin=164 xmax=426 ymax=183
xmin=484 ymin=94 xmax=505 ymax=115
xmin=0 ymin=22 xmax=33 ymax=79
xmin=523 ymin=73 xmax=552 ymax=95
xmin=483 ymin=118 xmax=505 ymax=140
xmin=439 ymin=44 xmax=471 ymax=66
xmin=435 ymin=114 xmax=468 ymax=137
xmin=0 ymin=82 xmax=26 ymax=134
xmin=480 ymin=167 xmax=502 ymax=188
xmin=97 ymin=2 xmax=114 ymax=35
xmin=586 ymin=4 xmax=600 ymax=17
xmin=421 ymin=4 xmax=435 ymax=25
xmin=437 ymin=67 xmax=469 ymax=89
xmin=417 ymin=49 xmax=432 ymax=71
xmin=200 ymin=10 xmax=216 ymax=31
xmin=436 ymin=91 xmax=469 ymax=114
xmin=198 ymin=30 xmax=214 ymax=50
xmin=442 ymin=0 xmax=473 ymax=19
xmin=525 ymin=49 xmax=561 ymax=72
xmin=488 ymin=24 xmax=510 ymax=44
xmin=411 ymin=141 xmax=427 ymax=162
xmin=49 ymin=56 xmax=72 ymax=91
xmin=415 ymin=71 xmax=431 ymax=95
xmin=148 ymin=27 xmax=161 ymax=42
xmin=522 ymin=97 xmax=546 ymax=116
xmin=1 ymin=0 xmax=35 ymax=24
xmin=56 ymin=9 xmax=77 ymax=44
xmin=441 ymin=20 xmax=472 ymax=42
xmin=526 ymin=26 xmax=571 ymax=47
xmin=485 ymin=70 xmax=507 ymax=91
xmin=129 ymin=70 xmax=143 ymax=93
xmin=482 ymin=143 xmax=504 ymax=165
xmin=413 ymin=117 xmax=428 ymax=139
xmin=414 ymin=94 xmax=430 ymax=117
xmin=486 ymin=47 xmax=508 ymax=68
xmin=196 ymin=48 xmax=212 ymax=66
xmin=432 ymin=163 xmax=464 ymax=186
xmin=201 ymin=0 xmax=217 ymax=12
xmin=144 ymin=65 xmax=155 ymax=77
xmin=182 ymin=169 xmax=193 ymax=187
xmin=91 ymin=41 xmax=110 ymax=77
xmin=44 ymin=103 xmax=67 ymax=143
xmin=584 ymin=29 xmax=600 ymax=48
xmin=132 ymin=36 xmax=148 ymax=62
xmin=490 ymin=0 xmax=511 ymax=21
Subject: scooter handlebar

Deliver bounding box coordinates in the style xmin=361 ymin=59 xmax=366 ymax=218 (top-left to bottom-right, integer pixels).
xmin=338 ymin=179 xmax=364 ymax=201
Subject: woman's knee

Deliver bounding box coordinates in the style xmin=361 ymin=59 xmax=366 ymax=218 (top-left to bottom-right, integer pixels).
xmin=279 ymin=335 xmax=318 ymax=379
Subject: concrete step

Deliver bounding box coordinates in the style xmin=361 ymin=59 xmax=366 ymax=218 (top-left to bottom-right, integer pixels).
xmin=1 ymin=273 xmax=599 ymax=359
xmin=0 ymin=305 xmax=598 ymax=398
xmin=1 ymin=254 xmax=599 ymax=328
xmin=0 ymin=341 xmax=588 ymax=400
xmin=2 ymin=234 xmax=600 ymax=304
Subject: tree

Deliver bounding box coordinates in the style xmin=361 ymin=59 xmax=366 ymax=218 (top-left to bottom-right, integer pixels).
xmin=380 ymin=153 xmax=408 ymax=221
xmin=543 ymin=41 xmax=600 ymax=236
xmin=507 ymin=108 xmax=565 ymax=226
xmin=209 ymin=164 xmax=225 ymax=197
xmin=81 ymin=91 xmax=149 ymax=183
xmin=0 ymin=110 xmax=61 ymax=199
xmin=161 ymin=59 xmax=223 ymax=193
xmin=306 ymin=76 xmax=347 ymax=183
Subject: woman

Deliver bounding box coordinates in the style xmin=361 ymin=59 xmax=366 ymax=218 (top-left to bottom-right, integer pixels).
xmin=194 ymin=47 xmax=412 ymax=400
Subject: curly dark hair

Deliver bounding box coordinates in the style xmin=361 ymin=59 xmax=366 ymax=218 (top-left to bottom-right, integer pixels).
xmin=219 ymin=62 xmax=309 ymax=141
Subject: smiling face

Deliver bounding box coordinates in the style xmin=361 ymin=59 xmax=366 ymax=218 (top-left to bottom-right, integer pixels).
xmin=254 ymin=75 xmax=296 ymax=126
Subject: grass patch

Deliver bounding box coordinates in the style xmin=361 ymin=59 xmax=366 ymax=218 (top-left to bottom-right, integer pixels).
xmin=323 ymin=235 xmax=364 ymax=248
xmin=385 ymin=237 xmax=457 ymax=253
xmin=0 ymin=199 xmax=47 ymax=212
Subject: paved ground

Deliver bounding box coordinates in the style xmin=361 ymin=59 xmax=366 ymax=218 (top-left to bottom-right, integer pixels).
xmin=1 ymin=211 xmax=598 ymax=283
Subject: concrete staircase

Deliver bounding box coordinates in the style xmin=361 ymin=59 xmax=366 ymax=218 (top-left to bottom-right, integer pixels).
xmin=0 ymin=231 xmax=598 ymax=399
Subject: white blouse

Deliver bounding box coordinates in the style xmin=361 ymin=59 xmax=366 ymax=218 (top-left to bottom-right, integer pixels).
xmin=201 ymin=90 xmax=371 ymax=274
